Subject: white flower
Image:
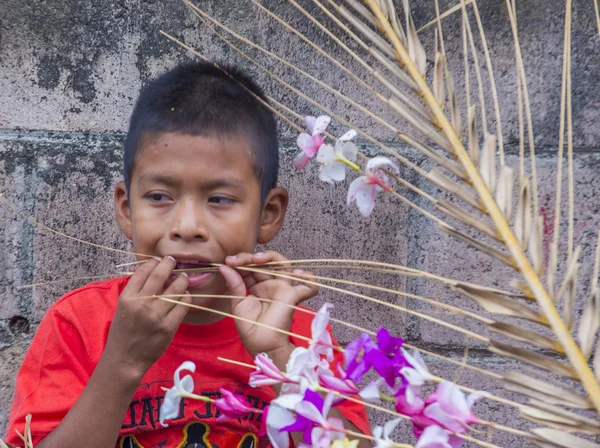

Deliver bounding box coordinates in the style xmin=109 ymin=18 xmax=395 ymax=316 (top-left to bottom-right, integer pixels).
xmin=159 ymin=361 xmax=196 ymax=427
xmin=317 ymin=129 xmax=358 ymax=183
xmin=373 ymin=418 xmax=402 ymax=448
xmin=266 ymin=404 xmax=296 ymax=448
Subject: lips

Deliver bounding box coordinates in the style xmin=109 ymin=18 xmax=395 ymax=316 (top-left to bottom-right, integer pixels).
xmin=170 ymin=257 xmax=216 ymax=289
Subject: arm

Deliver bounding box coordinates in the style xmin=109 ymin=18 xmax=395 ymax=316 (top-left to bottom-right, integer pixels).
xmin=36 ymin=257 xmax=190 ymax=448
xmin=221 ymin=252 xmax=371 ymax=448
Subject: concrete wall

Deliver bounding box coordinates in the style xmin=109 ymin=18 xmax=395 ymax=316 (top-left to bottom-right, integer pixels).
xmin=1 ymin=0 xmax=600 ymax=445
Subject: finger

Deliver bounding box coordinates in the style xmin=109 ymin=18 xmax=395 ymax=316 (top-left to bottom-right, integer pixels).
xmin=219 ymin=265 xmax=248 ymax=301
xmin=122 ymin=258 xmax=161 ymax=296
xmin=164 ymin=291 xmax=193 ymax=327
xmin=290 ymin=269 xmax=319 ymax=305
xmin=224 ymin=253 xmax=255 ymax=267
xmin=253 ymin=251 xmax=293 ymax=283
xmin=140 ymin=256 xmax=178 ymax=294
xmin=156 ymin=272 xmax=190 ymax=313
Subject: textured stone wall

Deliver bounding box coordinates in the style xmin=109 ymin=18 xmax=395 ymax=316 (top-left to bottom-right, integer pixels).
xmin=1 ymin=0 xmax=600 ymax=445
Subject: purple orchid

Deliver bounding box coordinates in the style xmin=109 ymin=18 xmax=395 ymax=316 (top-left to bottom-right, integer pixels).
xmin=343 ymin=333 xmax=378 ymax=383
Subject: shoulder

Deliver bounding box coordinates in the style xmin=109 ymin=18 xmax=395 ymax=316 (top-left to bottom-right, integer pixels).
xmin=50 ymin=275 xmax=129 ymax=321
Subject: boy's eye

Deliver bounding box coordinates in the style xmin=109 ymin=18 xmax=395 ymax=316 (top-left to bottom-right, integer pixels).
xmin=146 ymin=193 xmax=171 ymax=202
xmin=209 ymin=196 xmax=235 ymax=205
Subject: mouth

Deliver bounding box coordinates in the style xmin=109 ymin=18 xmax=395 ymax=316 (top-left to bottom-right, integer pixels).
xmin=170 ymin=256 xmax=217 ymax=288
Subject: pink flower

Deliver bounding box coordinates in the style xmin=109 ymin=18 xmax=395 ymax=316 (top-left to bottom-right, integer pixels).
xmin=249 ymin=353 xmax=291 ymax=387
xmin=310 ymin=302 xmax=335 ymax=361
xmin=215 ymin=388 xmax=256 ymax=421
xmin=347 ymin=156 xmax=399 ymax=216
xmin=294 ymin=115 xmax=331 ymax=169
xmin=422 ymin=382 xmax=483 ymax=435
xmin=415 ymin=425 xmax=452 ymax=448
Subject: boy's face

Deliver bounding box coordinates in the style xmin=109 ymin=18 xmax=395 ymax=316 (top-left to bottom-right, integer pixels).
xmin=114 ymin=132 xmax=287 ymax=306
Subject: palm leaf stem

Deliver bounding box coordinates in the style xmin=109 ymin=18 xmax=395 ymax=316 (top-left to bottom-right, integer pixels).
xmin=363 ymin=0 xmax=600 ymax=412
xmin=417 ymin=0 xmax=475 ymax=33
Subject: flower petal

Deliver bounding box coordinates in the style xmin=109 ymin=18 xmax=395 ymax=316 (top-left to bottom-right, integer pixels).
xmin=297 ymin=133 xmax=316 ymax=154
xmin=266 ymin=405 xmax=295 ymax=448
xmin=311 ymin=115 xmax=332 ymax=136
xmin=340 ymin=142 xmax=358 ymax=161
xmin=320 ymin=162 xmax=347 ymax=183
xmin=359 ymin=380 xmax=381 ymax=402
xmin=316 ymin=143 xmax=335 ymax=164
xmin=354 ymin=183 xmax=377 ymax=217
xmin=173 ymin=361 xmax=196 ymax=392
xmin=304 ymin=116 xmax=316 ymax=134
xmin=339 ymin=129 xmax=357 ymax=141
xmin=366 ymin=156 xmax=400 ymax=175
xmin=158 ymin=386 xmax=181 ymax=427
xmin=415 ymin=425 xmax=452 ymax=448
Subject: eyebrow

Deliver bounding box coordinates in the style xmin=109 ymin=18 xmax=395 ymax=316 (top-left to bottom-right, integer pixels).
xmin=137 ymin=173 xmax=246 ymax=190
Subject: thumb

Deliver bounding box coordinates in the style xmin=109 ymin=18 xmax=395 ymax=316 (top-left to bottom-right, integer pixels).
xmin=219 ymin=265 xmax=247 ymax=299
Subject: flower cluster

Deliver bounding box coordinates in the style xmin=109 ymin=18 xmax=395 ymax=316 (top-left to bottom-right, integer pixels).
xmin=343 ymin=330 xmax=485 ymax=448
xmin=159 ymin=303 xmax=485 ymax=447
xmin=294 ymin=115 xmax=399 ymax=217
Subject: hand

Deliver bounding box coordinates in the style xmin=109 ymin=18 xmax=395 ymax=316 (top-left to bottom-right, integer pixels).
xmin=103 ymin=256 xmax=191 ymax=378
xmin=220 ymin=251 xmax=319 ymax=370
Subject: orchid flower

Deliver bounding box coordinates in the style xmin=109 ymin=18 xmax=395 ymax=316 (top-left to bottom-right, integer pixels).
xmin=294 ymin=115 xmax=331 ymax=169
xmin=343 ymin=333 xmax=378 ymax=383
xmin=347 ymin=156 xmax=400 ymax=217
xmin=215 ymin=388 xmax=256 ymax=421
xmin=310 ymin=302 xmax=335 ymax=361
xmin=265 ymin=404 xmax=295 ymax=448
xmin=159 ymin=361 xmax=196 ymax=427
xmin=397 ymin=348 xmax=431 ymax=409
xmin=359 ymin=379 xmax=383 ymax=402
xmin=281 ymin=347 xmax=324 ymax=394
xmin=373 ymin=418 xmax=402 ymax=448
xmin=422 ymin=382 xmax=484 ymax=435
xmin=281 ymin=389 xmax=327 ymax=443
xmin=294 ymin=391 xmax=345 ymax=447
xmin=316 ymin=129 xmax=360 ymax=183
xmin=415 ymin=425 xmax=452 ymax=448
xmin=318 ymin=364 xmax=359 ymax=396
xmin=249 ymin=353 xmax=291 ymax=387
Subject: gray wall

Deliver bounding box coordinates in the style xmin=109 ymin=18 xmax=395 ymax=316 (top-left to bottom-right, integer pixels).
xmin=1 ymin=0 xmax=600 ymax=445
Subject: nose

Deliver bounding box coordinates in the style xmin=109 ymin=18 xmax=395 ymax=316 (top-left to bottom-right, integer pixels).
xmin=170 ymin=198 xmax=209 ymax=242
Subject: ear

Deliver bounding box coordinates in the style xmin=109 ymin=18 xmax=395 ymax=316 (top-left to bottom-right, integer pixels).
xmin=114 ymin=180 xmax=133 ymax=240
xmin=257 ymin=187 xmax=289 ymax=244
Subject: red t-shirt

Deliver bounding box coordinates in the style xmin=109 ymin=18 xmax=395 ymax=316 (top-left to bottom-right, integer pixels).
xmin=6 ymin=276 xmax=369 ymax=447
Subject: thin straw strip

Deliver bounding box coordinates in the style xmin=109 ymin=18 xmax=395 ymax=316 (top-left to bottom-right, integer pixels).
xmin=504 ymin=0 xmax=539 ymax=213
xmin=595 ymin=0 xmax=600 ymax=38
xmin=417 ymin=0 xmax=475 ymax=32
xmin=234 ymin=265 xmax=489 ymax=342
xmin=549 ymin=0 xmax=571 ymax=296
xmin=0 ymin=194 xmax=152 ymax=259
xmin=471 ymin=1 xmax=504 ymax=164
xmin=462 ymin=2 xmax=488 ymax=137
xmin=566 ymin=2 xmax=574 ymax=261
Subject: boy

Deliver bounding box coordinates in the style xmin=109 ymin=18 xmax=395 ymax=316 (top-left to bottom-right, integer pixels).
xmin=6 ymin=62 xmax=370 ymax=447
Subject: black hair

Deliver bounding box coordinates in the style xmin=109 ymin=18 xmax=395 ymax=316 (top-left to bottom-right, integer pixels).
xmin=123 ymin=61 xmax=279 ymax=201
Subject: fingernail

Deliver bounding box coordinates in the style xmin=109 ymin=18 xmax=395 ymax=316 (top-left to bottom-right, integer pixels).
xmin=185 ymin=290 xmax=190 ymax=294
xmin=255 ymin=252 xmax=264 ymax=256
xmin=293 ymin=269 xmax=304 ymax=274
xmin=227 ymin=255 xmax=237 ymax=259
xmin=181 ymin=272 xmax=189 ymax=278
xmin=167 ymin=256 xmax=176 ymax=263
xmin=154 ymin=257 xmax=162 ymax=262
